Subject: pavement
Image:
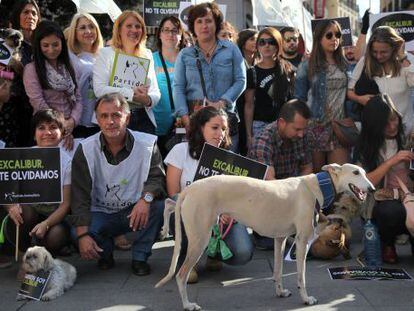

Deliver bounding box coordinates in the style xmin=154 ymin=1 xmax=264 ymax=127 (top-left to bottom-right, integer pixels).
xmin=1 ymin=223 xmax=414 ymax=311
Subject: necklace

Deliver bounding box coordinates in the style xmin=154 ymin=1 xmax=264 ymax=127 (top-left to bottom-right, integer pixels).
xmin=199 ymin=41 xmax=217 ymax=58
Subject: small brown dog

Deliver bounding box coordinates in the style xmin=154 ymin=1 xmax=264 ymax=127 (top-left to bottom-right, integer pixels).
xmin=311 ymin=193 xmax=362 ymax=259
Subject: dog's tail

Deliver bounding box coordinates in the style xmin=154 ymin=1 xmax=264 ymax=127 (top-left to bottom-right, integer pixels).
xmin=155 ymin=189 xmax=186 ymax=288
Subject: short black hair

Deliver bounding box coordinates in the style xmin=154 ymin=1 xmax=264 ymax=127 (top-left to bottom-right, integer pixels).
xmin=31 ymin=109 xmax=64 ymax=137
xmin=279 ymin=99 xmax=310 ymax=122
xmin=280 ymin=27 xmax=299 ymax=37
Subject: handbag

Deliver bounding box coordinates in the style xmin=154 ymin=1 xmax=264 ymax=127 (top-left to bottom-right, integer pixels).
xmin=331 ymin=118 xmax=359 ymax=148
xmin=194 ymin=48 xmax=239 ymax=136
xmin=159 ymin=53 xmax=185 ymax=152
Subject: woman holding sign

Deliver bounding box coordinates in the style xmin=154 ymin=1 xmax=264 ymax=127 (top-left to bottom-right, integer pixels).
xmin=173 ymin=2 xmax=246 ymax=151
xmin=93 ymin=10 xmax=160 ymax=134
xmin=164 ymin=107 xmax=253 ymax=284
xmin=5 ymin=109 xmax=72 ymax=256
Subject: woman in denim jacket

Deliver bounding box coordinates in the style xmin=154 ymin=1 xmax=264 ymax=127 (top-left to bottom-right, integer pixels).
xmin=294 ymin=20 xmax=348 ymax=172
xmin=173 ymin=2 xmax=246 ymax=151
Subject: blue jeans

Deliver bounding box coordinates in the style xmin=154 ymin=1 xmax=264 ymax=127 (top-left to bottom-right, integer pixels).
xmin=88 ymin=200 xmax=164 ymax=262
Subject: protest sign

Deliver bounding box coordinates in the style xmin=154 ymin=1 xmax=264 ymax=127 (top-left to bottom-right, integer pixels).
xmin=18 ymin=270 xmax=51 ymax=301
xmin=193 ymin=143 xmax=268 ymax=181
xmin=109 ymin=52 xmax=150 ymax=89
xmin=328 ymin=266 xmax=412 ymax=280
xmin=0 ymin=148 xmax=61 ymax=204
xmin=144 ymin=0 xmax=183 ymax=27
xmin=311 ymin=17 xmax=352 ymax=46
xmin=370 ymin=11 xmax=414 ymax=51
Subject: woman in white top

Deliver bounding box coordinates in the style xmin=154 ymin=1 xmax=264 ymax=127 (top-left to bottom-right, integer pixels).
xmin=5 ymin=109 xmax=72 ymax=255
xmin=348 ymin=26 xmax=414 ymax=134
xmin=165 ymin=106 xmax=253 ymax=283
xmin=66 ymin=12 xmax=103 ymax=138
xmin=93 ymin=10 xmax=160 ymax=134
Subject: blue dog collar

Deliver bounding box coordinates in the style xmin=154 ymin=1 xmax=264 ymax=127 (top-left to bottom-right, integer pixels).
xmin=316 ymin=171 xmax=336 ymax=210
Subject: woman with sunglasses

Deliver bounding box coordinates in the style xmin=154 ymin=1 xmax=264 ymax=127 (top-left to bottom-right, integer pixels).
xmin=153 ymin=16 xmax=186 ymax=158
xmin=347 ymin=26 xmax=414 ymax=135
xmin=294 ymin=20 xmax=348 ymax=172
xmin=173 ymin=2 xmax=246 ymax=152
xmin=244 ymin=27 xmax=294 ymax=148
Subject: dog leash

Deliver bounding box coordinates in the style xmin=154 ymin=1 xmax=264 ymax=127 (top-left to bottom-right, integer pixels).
xmin=315 ymin=171 xmax=336 ymax=211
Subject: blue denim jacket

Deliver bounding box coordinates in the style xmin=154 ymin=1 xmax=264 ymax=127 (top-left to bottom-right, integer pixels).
xmin=294 ymin=60 xmax=327 ymax=120
xmin=173 ymin=40 xmax=246 ymax=116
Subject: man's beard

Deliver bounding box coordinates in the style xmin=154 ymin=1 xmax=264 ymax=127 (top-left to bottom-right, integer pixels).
xmin=346 ymin=54 xmax=355 ymax=62
xmin=284 ymin=49 xmax=297 ymax=56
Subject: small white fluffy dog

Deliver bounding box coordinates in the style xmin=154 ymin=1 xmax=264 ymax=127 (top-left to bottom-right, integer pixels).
xmin=21 ymin=246 xmax=76 ymax=301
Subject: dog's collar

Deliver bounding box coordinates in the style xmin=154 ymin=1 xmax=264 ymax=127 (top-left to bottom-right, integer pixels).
xmin=316 ymin=171 xmax=336 ymax=210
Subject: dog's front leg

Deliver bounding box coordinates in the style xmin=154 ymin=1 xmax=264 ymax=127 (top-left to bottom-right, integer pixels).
xmin=295 ymin=234 xmax=317 ymax=305
xmin=274 ymin=237 xmax=291 ymax=298
xmin=41 ymin=286 xmax=64 ymax=301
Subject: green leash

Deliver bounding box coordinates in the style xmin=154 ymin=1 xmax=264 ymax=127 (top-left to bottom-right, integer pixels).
xmin=0 ymin=215 xmax=9 ymax=244
xmin=207 ymin=224 xmax=233 ymax=260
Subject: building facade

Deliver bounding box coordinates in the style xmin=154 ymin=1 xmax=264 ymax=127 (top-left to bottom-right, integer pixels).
xmin=326 ymin=0 xmax=360 ymax=35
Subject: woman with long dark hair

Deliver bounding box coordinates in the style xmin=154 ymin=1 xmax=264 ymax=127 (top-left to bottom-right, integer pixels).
xmin=295 ymin=20 xmax=348 ymax=172
xmin=244 ymin=27 xmax=294 ymax=148
xmin=357 ymin=94 xmax=414 ymax=264
xmin=23 ymin=20 xmax=81 ymax=150
xmin=165 ymin=107 xmax=253 ymax=283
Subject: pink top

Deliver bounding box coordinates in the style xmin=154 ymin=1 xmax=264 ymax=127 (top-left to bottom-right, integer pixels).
xmin=23 ymin=62 xmax=82 ymax=125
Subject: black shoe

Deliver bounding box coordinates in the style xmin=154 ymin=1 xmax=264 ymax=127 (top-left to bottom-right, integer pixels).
xmin=98 ymin=254 xmax=115 ymax=270
xmin=131 ymin=260 xmax=150 ymax=276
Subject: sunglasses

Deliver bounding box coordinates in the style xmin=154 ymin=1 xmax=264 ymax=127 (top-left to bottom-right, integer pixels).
xmin=258 ymin=38 xmax=277 ymax=47
xmin=284 ymin=36 xmax=298 ymax=43
xmin=325 ymin=31 xmax=342 ymax=40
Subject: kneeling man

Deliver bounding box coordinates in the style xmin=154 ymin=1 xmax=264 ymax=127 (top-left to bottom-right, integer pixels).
xmin=70 ymin=93 xmax=165 ymax=275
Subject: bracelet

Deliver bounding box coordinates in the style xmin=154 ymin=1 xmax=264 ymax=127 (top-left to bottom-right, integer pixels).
xmin=76 ymin=232 xmax=90 ymax=241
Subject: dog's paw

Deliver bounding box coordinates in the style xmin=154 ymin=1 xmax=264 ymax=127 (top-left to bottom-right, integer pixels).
xmin=41 ymin=294 xmax=51 ymax=301
xmin=159 ymin=227 xmax=168 ymax=240
xmin=183 ymin=302 xmax=201 ymax=311
xmin=304 ymin=296 xmax=318 ymax=305
xmin=276 ymin=288 xmax=292 ymax=298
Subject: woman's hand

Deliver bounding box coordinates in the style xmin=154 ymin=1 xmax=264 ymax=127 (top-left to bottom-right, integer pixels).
xmin=398 ymin=42 xmax=406 ymax=60
xmin=30 ymin=221 xmax=49 ymax=239
xmin=388 ymin=150 xmax=414 ymax=167
xmin=133 ymin=85 xmax=151 ymax=106
xmin=358 ymin=94 xmax=375 ymax=106
xmin=219 ymin=214 xmax=232 ymax=225
xmin=62 ymin=134 xmax=74 ymax=151
xmin=6 ymin=204 xmax=23 ymax=226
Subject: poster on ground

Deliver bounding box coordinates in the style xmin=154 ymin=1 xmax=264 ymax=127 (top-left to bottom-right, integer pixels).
xmin=370 ymin=11 xmax=414 ymax=51
xmin=0 ymin=148 xmax=61 ymax=204
xmin=328 ymin=266 xmax=413 ymax=280
xmin=18 ymin=270 xmax=51 ymax=301
xmin=193 ymin=143 xmax=268 ymax=181
xmin=311 ymin=17 xmax=352 ymax=46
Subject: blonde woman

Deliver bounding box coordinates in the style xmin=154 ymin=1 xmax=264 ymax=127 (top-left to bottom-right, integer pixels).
xmin=93 ymin=10 xmax=160 ymax=134
xmin=66 ymin=12 xmax=103 ymax=138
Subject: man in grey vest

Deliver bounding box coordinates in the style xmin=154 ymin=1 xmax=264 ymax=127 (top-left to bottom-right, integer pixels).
xmin=70 ymin=93 xmax=166 ymax=276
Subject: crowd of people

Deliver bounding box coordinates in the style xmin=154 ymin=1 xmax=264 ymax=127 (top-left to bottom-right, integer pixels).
xmin=1 ymin=0 xmax=414 ymax=282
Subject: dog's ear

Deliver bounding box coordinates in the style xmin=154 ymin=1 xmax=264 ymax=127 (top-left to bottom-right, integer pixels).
xmin=42 ymin=248 xmax=54 ymax=271
xmin=321 ymin=163 xmax=342 ymax=175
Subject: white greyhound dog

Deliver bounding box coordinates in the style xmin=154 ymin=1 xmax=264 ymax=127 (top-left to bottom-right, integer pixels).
xmin=156 ymin=163 xmax=375 ymax=310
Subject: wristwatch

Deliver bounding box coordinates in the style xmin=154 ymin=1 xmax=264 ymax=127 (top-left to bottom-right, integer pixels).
xmin=142 ymin=192 xmax=154 ymax=203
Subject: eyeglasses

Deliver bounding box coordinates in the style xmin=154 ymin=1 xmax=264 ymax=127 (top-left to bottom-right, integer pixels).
xmin=325 ymin=31 xmax=342 ymax=40
xmin=284 ymin=36 xmax=298 ymax=43
xmin=77 ymin=24 xmax=95 ymax=32
xmin=257 ymin=38 xmax=277 ymax=47
xmin=161 ymin=28 xmax=179 ymax=35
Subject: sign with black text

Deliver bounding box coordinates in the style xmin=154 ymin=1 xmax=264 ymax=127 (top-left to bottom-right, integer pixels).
xmin=0 ymin=148 xmax=61 ymax=204
xmin=311 ymin=17 xmax=352 ymax=46
xmin=144 ymin=0 xmax=186 ymax=27
xmin=328 ymin=266 xmax=412 ymax=280
xmin=18 ymin=270 xmax=51 ymax=300
xmin=193 ymin=143 xmax=268 ymax=181
xmin=370 ymin=11 xmax=414 ymax=51
xmin=109 ymin=52 xmax=150 ymax=90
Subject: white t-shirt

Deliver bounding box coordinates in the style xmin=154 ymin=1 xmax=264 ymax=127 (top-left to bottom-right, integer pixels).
xmin=164 ymin=142 xmax=198 ymax=191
